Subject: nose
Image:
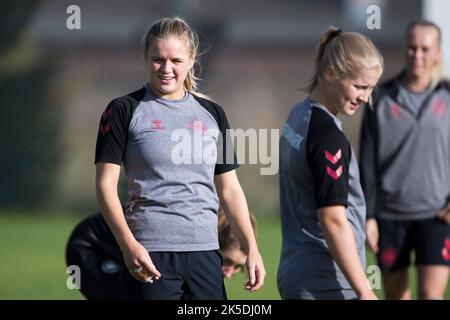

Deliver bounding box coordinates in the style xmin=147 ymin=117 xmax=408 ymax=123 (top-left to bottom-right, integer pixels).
xmin=412 ymin=48 xmax=424 ymax=62
xmin=358 ymin=90 xmax=371 ymax=104
xmin=161 ymin=60 xmax=173 ymax=73
xmin=415 ymin=49 xmax=423 ymax=59
xmin=222 ymin=266 xmax=234 ymax=279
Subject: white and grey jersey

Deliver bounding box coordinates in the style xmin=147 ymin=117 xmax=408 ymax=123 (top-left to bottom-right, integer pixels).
xmin=278 ymin=97 xmax=366 ymax=300
xmin=360 ymin=73 xmax=450 ymax=220
xmin=95 ymin=84 xmax=239 ymax=251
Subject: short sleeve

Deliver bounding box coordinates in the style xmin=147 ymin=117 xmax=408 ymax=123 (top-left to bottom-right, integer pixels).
xmin=306 ymin=108 xmax=351 ymax=208
xmin=94 ymin=99 xmax=132 ymax=165
xmin=192 ymin=95 xmax=239 ymax=175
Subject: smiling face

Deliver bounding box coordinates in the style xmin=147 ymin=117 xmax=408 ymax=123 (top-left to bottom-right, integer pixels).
xmin=405 ymin=25 xmax=441 ymax=81
xmin=325 ymin=66 xmax=382 ymax=116
xmin=147 ymin=34 xmax=194 ymax=100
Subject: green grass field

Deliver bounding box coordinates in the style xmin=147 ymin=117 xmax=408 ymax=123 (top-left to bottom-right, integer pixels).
xmin=0 ymin=210 xmax=448 ymax=299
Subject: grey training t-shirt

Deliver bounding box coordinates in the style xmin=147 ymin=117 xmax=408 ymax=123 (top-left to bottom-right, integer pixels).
xmin=360 ymin=76 xmax=450 ymax=220
xmin=95 ymin=84 xmax=239 ymax=251
xmin=278 ymin=97 xmax=367 ymax=300
xmin=398 ymin=80 xmax=432 ymax=115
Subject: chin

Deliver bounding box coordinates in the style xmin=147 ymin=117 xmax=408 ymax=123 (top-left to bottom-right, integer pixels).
xmin=159 ymin=86 xmax=177 ymax=95
xmin=344 ymin=109 xmax=356 ymax=116
xmin=409 ymin=68 xmax=423 ymax=77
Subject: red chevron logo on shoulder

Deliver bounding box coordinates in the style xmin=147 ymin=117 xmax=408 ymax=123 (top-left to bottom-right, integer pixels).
xmin=391 ymin=104 xmax=401 ymax=118
xmin=100 ymin=122 xmax=111 ymax=135
xmin=325 ymin=149 xmax=342 ymax=164
xmin=326 ymin=165 xmax=343 ymax=180
xmin=102 ymin=107 xmax=113 ymax=119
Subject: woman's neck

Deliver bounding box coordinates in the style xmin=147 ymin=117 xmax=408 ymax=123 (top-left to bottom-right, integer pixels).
xmin=401 ymin=72 xmax=432 ymax=92
xmin=310 ymin=85 xmax=338 ymax=116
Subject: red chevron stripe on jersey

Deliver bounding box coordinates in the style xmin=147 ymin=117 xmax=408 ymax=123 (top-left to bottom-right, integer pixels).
xmin=326 ymin=165 xmax=343 ymax=180
xmin=99 ymin=122 xmax=111 ymax=135
xmin=325 ymin=149 xmax=342 ymax=165
xmin=102 ymin=107 xmax=113 ymax=119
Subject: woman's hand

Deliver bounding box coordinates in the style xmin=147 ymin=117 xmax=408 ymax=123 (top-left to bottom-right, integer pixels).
xmin=366 ymin=218 xmax=379 ymax=253
xmin=121 ymin=240 xmax=161 ymax=283
xmin=214 ymin=170 xmax=266 ymax=292
xmin=438 ymin=204 xmax=450 ymax=224
xmin=358 ymin=290 xmax=379 ymax=300
xmin=96 ymin=162 xmax=161 ymax=284
xmin=318 ymin=206 xmax=378 ymax=299
xmin=244 ymin=249 xmax=266 ymax=292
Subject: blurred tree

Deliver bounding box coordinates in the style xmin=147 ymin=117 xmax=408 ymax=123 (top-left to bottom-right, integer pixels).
xmin=0 ymin=1 xmax=63 ymax=210
xmin=0 ymin=1 xmax=39 ymax=53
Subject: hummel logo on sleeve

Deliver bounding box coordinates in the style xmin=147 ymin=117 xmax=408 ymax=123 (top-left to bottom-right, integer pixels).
xmin=99 ymin=106 xmax=113 ymax=135
xmin=325 ymin=149 xmax=343 ymax=180
xmin=327 ymin=165 xmax=343 ymax=180
xmin=102 ymin=107 xmax=113 ymax=119
xmin=325 ymin=149 xmax=341 ymax=164
xmin=99 ymin=122 xmax=111 ymax=135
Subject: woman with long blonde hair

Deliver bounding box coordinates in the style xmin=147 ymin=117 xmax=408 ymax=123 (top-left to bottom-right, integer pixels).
xmin=361 ymin=19 xmax=450 ymax=300
xmin=95 ymin=17 xmax=265 ymax=299
xmin=278 ymin=27 xmax=383 ymax=299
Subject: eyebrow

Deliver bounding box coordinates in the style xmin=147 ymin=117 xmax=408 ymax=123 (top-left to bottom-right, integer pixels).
xmin=150 ymin=55 xmax=185 ymax=60
xmin=355 ymin=84 xmax=376 ymax=89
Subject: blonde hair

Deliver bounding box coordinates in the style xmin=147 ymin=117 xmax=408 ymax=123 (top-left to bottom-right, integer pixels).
xmin=142 ymin=17 xmax=207 ymax=98
xmin=305 ymin=26 xmax=384 ymax=105
xmin=218 ymin=208 xmax=257 ymax=252
xmin=406 ymin=20 xmax=443 ymax=89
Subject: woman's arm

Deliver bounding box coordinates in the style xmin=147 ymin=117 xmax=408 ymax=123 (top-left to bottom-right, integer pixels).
xmin=366 ymin=218 xmax=379 ymax=253
xmin=438 ymin=202 xmax=450 ymax=224
xmin=96 ymin=162 xmax=160 ymax=283
xmin=359 ymin=108 xmax=381 ymax=254
xmin=214 ymin=170 xmax=266 ymax=291
xmin=318 ymin=205 xmax=377 ymax=300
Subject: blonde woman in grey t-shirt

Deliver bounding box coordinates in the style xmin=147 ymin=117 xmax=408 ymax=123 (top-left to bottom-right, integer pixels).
xmin=95 ymin=17 xmax=265 ymax=300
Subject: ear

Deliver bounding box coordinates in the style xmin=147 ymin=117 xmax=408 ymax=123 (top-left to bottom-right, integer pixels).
xmin=323 ymin=67 xmax=335 ymax=82
xmin=436 ymin=49 xmax=442 ymax=64
xmin=189 ymin=54 xmax=195 ymax=69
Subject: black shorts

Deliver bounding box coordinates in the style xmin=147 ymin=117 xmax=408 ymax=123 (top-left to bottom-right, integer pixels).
xmin=120 ymin=250 xmax=227 ymax=300
xmin=376 ymin=217 xmax=450 ymax=272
